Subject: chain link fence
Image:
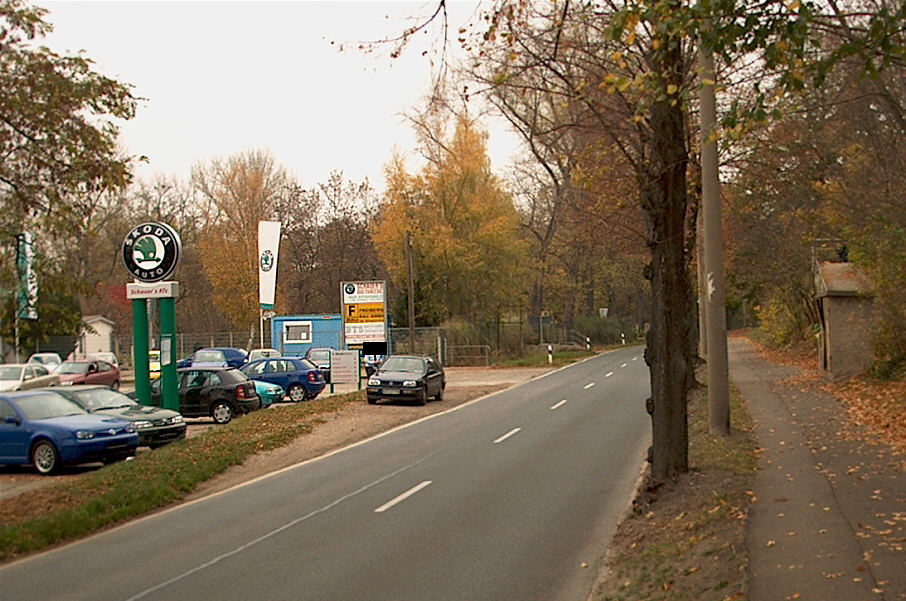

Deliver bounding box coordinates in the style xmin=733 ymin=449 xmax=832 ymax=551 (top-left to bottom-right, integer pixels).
xmin=110 ymin=315 xmax=636 ymax=368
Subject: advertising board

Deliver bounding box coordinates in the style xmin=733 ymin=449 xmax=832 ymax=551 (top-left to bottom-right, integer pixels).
xmin=341 ymin=281 xmax=387 ymax=347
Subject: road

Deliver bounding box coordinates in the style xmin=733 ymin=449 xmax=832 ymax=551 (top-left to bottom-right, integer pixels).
xmin=0 ymin=348 xmax=651 ymax=601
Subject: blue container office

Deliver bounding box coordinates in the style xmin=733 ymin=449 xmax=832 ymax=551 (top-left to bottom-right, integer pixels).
xmin=271 ymin=314 xmax=344 ymax=357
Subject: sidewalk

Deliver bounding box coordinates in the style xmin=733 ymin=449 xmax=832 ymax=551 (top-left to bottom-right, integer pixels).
xmin=729 ymin=337 xmax=905 ymax=601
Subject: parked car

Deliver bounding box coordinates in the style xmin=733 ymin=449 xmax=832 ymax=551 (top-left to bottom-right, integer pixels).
xmin=251 ymin=379 xmax=285 ymax=407
xmin=51 ymin=385 xmax=186 ymax=448
xmin=304 ymin=347 xmax=334 ymax=383
xmin=27 ymin=352 xmax=63 ymax=372
xmin=177 ymin=347 xmax=248 ymax=369
xmin=56 ymin=360 xmax=121 ymax=390
xmin=240 ymin=357 xmax=326 ymax=402
xmin=149 ymin=349 xmax=161 ymax=380
xmin=188 ymin=349 xmax=229 ymax=368
xmin=150 ymin=367 xmax=259 ymax=424
xmin=0 ymin=363 xmax=60 ymax=392
xmin=87 ymin=351 xmax=119 ymax=369
xmin=367 ymin=355 xmax=445 ymax=406
xmin=0 ymin=389 xmax=137 ymax=474
xmin=248 ymin=348 xmax=281 ymax=362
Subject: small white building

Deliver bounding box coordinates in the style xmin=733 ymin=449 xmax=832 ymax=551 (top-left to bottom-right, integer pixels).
xmin=75 ymin=315 xmax=116 ymax=358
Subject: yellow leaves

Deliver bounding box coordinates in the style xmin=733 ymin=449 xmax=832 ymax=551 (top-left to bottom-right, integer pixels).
xmin=666 ymin=84 xmax=678 ymax=96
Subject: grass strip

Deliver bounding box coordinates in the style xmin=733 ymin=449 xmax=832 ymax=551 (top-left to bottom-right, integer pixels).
xmin=0 ymin=391 xmax=363 ymax=562
xmin=592 ymin=382 xmax=758 ymax=601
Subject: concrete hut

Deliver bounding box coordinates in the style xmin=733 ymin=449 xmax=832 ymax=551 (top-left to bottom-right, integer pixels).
xmin=815 ymin=261 xmax=874 ymax=380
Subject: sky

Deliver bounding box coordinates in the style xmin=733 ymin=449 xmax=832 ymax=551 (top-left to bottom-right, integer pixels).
xmin=41 ymin=1 xmax=520 ymax=191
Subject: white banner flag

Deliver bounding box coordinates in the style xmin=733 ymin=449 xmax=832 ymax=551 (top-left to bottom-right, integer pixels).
xmin=258 ymin=221 xmax=281 ymax=310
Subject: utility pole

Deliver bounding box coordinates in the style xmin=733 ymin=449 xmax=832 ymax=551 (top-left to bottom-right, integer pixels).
xmin=700 ymin=45 xmax=730 ymax=435
xmin=406 ymin=231 xmax=416 ymax=354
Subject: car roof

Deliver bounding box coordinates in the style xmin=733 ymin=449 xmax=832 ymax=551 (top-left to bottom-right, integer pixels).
xmin=44 ymin=384 xmax=111 ymax=392
xmin=1 ymin=388 xmax=68 ymax=401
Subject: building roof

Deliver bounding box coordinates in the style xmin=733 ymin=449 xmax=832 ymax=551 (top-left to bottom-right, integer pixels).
xmin=82 ymin=315 xmax=115 ymax=326
xmin=815 ymin=261 xmax=873 ymax=298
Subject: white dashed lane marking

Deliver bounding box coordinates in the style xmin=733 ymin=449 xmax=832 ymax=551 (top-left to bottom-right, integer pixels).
xmin=374 ymin=481 xmax=433 ymax=513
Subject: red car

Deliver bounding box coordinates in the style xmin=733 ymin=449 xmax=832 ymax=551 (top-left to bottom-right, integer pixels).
xmin=56 ymin=360 xmax=121 ymax=391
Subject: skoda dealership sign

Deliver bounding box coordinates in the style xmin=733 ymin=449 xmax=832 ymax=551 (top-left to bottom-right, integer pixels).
xmin=122 ymin=222 xmax=181 ymax=282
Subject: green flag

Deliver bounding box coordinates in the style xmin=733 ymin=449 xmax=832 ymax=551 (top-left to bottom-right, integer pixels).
xmin=16 ymin=233 xmax=37 ymax=320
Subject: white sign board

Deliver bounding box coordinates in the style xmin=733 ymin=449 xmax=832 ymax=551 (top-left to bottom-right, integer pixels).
xmin=329 ymin=350 xmax=359 ymax=385
xmin=127 ymin=281 xmax=179 ymax=299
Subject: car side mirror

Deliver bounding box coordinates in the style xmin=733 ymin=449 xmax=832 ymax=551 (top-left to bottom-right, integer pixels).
xmin=4 ymin=416 xmax=21 ymax=425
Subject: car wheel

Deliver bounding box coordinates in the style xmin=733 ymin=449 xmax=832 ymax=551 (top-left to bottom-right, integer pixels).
xmin=31 ymin=440 xmax=60 ymax=475
xmin=288 ymin=384 xmax=306 ymax=402
xmin=435 ymin=385 xmax=444 ymax=401
xmin=211 ymin=401 xmax=234 ymax=424
xmin=417 ymin=389 xmax=427 ymax=406
xmin=110 ymin=380 xmax=120 ymax=392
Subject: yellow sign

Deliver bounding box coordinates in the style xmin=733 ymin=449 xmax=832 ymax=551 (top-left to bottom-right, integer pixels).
xmin=344 ymin=302 xmax=385 ymax=324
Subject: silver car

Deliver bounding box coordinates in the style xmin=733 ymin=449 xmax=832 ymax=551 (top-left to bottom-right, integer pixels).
xmin=0 ymin=364 xmax=60 ymax=392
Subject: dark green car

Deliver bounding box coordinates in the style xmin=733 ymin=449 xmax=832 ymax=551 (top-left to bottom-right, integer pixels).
xmin=50 ymin=385 xmax=186 ymax=448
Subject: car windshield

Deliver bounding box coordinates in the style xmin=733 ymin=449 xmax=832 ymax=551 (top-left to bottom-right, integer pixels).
xmin=194 ymin=350 xmax=225 ymax=363
xmin=308 ymin=350 xmax=330 ymax=362
xmin=30 ymin=354 xmax=59 ymax=366
xmin=0 ymin=366 xmax=24 ymax=380
xmin=57 ymin=361 xmax=90 ymax=374
xmin=218 ymin=369 xmax=248 ymax=384
xmin=14 ymin=392 xmax=88 ymax=420
xmin=71 ymin=388 xmax=136 ymax=411
xmin=379 ymin=357 xmax=425 ymax=373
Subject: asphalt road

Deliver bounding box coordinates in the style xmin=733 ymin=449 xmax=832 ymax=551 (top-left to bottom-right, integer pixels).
xmin=0 ymin=348 xmax=651 ymax=601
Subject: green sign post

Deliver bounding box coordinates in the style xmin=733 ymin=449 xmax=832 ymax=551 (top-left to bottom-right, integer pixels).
xmin=122 ymin=223 xmax=181 ymax=411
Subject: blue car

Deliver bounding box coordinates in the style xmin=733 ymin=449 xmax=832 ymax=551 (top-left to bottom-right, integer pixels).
xmin=240 ymin=357 xmax=326 ymax=402
xmin=0 ymin=390 xmax=138 ymax=474
xmin=252 ymin=380 xmax=285 ymax=407
xmin=177 ymin=347 xmax=248 ymax=369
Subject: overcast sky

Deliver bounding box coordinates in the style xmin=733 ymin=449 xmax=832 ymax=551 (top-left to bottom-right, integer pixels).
xmin=41 ymin=0 xmax=519 ymax=191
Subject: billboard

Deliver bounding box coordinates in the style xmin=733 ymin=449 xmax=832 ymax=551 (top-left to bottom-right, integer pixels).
xmin=341 ymin=281 xmax=387 ymax=348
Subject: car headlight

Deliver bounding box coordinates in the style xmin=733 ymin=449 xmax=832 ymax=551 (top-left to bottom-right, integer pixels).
xmin=367 ymin=377 xmax=381 ymax=386
xmin=76 ymin=430 xmax=95 ymax=440
xmin=125 ymin=425 xmax=135 ymax=434
xmin=403 ymin=380 xmax=417 ymax=387
xmin=132 ymin=420 xmax=153 ymax=430
xmin=170 ymin=415 xmax=185 ymax=425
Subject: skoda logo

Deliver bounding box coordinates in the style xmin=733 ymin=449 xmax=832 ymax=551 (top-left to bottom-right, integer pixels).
xmin=122 ymin=222 xmax=181 ymax=282
xmin=345 ymin=283 xmax=356 ymax=295
xmin=260 ymin=250 xmax=274 ymax=272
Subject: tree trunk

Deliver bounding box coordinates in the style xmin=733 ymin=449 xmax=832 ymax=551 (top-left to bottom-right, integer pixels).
xmin=642 ymin=42 xmax=695 ymax=482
